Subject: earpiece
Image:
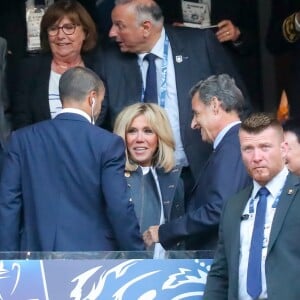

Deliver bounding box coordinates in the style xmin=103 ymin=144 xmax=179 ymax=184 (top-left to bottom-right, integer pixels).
xmin=91 ymin=97 xmax=95 ymax=125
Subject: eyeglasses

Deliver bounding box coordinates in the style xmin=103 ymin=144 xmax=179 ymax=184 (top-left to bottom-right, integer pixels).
xmin=47 ymin=23 xmax=79 ymax=36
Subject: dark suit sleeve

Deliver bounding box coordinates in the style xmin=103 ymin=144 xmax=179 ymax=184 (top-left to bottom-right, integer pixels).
xmin=94 ymin=48 xmax=111 ymax=129
xmin=101 ymin=135 xmax=145 ymax=251
xmin=158 ymin=139 xmax=250 ymax=249
xmin=11 ymin=57 xmax=35 ymax=129
xmin=210 ymin=0 xmax=258 ymax=56
xmin=0 ymin=132 xmax=22 ymax=251
xmin=203 ymin=209 xmax=229 ymax=300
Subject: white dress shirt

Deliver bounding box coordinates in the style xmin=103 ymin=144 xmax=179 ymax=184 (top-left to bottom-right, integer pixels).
xmin=138 ymin=28 xmax=188 ymax=167
xmin=49 ymin=70 xmax=62 ymax=119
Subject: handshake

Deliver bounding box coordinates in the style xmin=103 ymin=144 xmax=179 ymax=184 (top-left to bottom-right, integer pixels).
xmin=142 ymin=225 xmax=160 ymax=248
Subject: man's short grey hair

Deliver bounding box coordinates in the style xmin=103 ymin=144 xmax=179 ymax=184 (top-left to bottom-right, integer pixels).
xmin=115 ymin=0 xmax=163 ymax=25
xmin=190 ymin=73 xmax=245 ymax=114
xmin=59 ymin=66 xmax=104 ymax=103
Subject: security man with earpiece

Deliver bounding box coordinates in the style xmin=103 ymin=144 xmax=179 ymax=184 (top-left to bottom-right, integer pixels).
xmin=0 ymin=66 xmax=145 ymax=252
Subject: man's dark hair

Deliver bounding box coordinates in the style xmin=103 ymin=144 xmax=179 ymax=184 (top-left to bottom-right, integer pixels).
xmin=59 ymin=66 xmax=104 ymax=103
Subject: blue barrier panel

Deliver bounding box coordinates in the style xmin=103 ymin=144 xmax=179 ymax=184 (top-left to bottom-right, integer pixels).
xmin=0 ymin=251 xmax=214 ymax=300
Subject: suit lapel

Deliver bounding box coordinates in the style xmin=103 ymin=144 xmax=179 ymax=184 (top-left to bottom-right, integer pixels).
xmin=267 ymin=173 xmax=300 ymax=254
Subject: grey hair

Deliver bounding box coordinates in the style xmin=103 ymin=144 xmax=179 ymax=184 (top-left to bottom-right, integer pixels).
xmin=59 ymin=66 xmax=104 ymax=103
xmin=114 ymin=0 xmax=164 ymax=26
xmin=189 ymin=73 xmax=245 ymax=115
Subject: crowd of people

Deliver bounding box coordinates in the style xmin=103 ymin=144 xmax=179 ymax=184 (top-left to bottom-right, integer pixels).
xmin=0 ymin=0 xmax=300 ymax=299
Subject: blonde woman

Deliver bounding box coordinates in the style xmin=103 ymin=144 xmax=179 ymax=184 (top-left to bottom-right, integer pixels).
xmin=114 ymin=103 xmax=184 ymax=257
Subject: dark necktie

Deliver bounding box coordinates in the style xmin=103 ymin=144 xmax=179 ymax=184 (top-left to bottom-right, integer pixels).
xmin=247 ymin=187 xmax=270 ymax=299
xmin=143 ymin=53 xmax=157 ymax=103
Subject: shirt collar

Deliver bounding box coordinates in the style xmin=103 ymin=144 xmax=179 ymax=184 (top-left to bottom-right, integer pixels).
xmin=56 ymin=108 xmax=91 ymax=123
xmin=252 ymin=166 xmax=289 ymax=199
xmin=138 ymin=27 xmax=165 ymax=63
xmin=213 ymin=121 xmax=241 ymax=149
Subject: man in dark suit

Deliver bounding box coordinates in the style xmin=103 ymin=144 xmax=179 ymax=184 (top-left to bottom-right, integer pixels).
xmin=0 ymin=36 xmax=10 ymax=171
xmin=96 ymin=0 xmax=252 ymax=198
xmin=143 ymin=74 xmax=251 ymax=250
xmin=204 ymin=113 xmax=300 ymax=299
xmin=0 ymin=66 xmax=144 ymax=252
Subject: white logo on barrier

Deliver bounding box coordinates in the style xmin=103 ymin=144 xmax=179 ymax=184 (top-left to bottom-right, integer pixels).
xmin=0 ymin=261 xmax=21 ymax=299
xmin=69 ymin=259 xmax=211 ymax=300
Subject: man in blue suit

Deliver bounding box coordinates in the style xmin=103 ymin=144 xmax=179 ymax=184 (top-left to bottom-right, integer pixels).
xmin=0 ymin=36 xmax=10 ymax=171
xmin=96 ymin=0 xmax=252 ymax=200
xmin=143 ymin=74 xmax=251 ymax=250
xmin=0 ymin=66 xmax=144 ymax=252
xmin=204 ymin=113 xmax=300 ymax=299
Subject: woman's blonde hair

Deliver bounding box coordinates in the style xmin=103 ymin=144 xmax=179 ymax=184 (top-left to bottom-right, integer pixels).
xmin=114 ymin=103 xmax=175 ymax=172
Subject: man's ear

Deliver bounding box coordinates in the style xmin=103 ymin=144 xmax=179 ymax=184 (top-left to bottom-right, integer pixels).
xmin=88 ymin=90 xmax=97 ymax=107
xmin=142 ymin=20 xmax=152 ymax=37
xmin=211 ymin=96 xmax=220 ymax=114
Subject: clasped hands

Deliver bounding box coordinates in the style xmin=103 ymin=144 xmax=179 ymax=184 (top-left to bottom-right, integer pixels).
xmin=143 ymin=225 xmax=159 ymax=248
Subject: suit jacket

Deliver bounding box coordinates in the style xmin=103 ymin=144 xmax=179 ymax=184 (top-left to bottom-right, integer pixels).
xmin=0 ymin=113 xmax=144 ymax=252
xmin=204 ymin=172 xmax=300 ymax=300
xmin=158 ymin=124 xmax=251 ymax=250
xmin=11 ymin=53 xmax=95 ymax=130
xmin=126 ymin=166 xmax=185 ymax=250
xmin=0 ymin=37 xmax=10 ymax=136
xmin=96 ymin=26 xmax=252 ymax=179
xmin=0 ymin=37 xmax=9 ymax=170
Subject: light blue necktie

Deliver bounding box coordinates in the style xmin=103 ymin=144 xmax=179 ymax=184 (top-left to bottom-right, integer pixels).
xmin=143 ymin=53 xmax=157 ymax=103
xmin=247 ymin=187 xmax=270 ymax=299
